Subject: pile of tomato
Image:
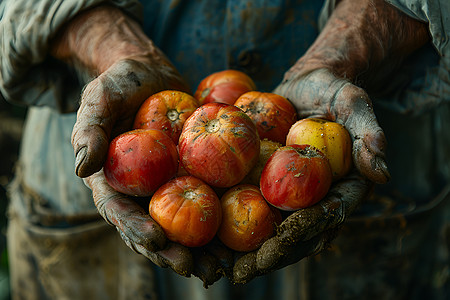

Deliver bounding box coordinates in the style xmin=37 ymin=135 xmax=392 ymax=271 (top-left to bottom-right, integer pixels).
xmin=103 ymin=70 xmax=353 ymax=251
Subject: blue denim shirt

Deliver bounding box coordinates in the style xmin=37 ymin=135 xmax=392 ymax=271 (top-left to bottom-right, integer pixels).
xmin=139 ymin=0 xmax=324 ymax=92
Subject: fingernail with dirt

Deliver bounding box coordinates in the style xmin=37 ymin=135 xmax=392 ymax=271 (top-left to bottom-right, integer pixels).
xmin=75 ymin=146 xmax=87 ymax=176
xmin=373 ymin=156 xmax=391 ymax=183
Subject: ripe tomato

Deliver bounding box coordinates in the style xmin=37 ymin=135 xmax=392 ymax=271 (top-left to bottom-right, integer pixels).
xmin=133 ymin=90 xmax=200 ymax=144
xmin=179 ymin=103 xmax=260 ymax=188
xmin=218 ymin=184 xmax=282 ymax=252
xmin=103 ymin=129 xmax=178 ymax=197
xmin=149 ymin=176 xmax=222 ymax=247
xmin=194 ymin=69 xmax=256 ymax=105
xmin=286 ymin=118 xmax=352 ymax=180
xmin=234 ymin=91 xmax=297 ymax=144
xmin=260 ymin=144 xmax=332 ymax=211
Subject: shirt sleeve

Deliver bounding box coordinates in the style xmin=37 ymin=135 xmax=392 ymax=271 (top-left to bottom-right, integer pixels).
xmin=0 ymin=0 xmax=143 ymax=112
xmin=384 ymin=0 xmax=449 ymax=56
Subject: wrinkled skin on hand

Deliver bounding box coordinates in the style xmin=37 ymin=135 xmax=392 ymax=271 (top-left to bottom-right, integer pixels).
xmin=230 ymin=0 xmax=430 ymax=284
xmin=50 ymin=5 xmax=232 ymax=284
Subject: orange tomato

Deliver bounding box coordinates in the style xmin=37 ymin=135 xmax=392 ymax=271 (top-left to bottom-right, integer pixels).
xmin=149 ymin=176 xmax=222 ymax=247
xmin=133 ymin=90 xmax=199 ymax=144
xmin=218 ymin=184 xmax=281 ymax=252
xmin=194 ymin=70 xmax=256 ymax=105
xmin=234 ymin=91 xmax=297 ymax=144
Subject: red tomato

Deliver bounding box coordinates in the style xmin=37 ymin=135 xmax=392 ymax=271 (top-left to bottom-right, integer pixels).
xmin=179 ymin=103 xmax=260 ymax=188
xmin=103 ymin=129 xmax=178 ymax=197
xmin=149 ymin=176 xmax=222 ymax=247
xmin=218 ymin=184 xmax=282 ymax=252
xmin=194 ymin=70 xmax=256 ymax=105
xmin=234 ymin=91 xmax=297 ymax=144
xmin=260 ymin=144 xmax=332 ymax=211
xmin=133 ymin=90 xmax=199 ymax=144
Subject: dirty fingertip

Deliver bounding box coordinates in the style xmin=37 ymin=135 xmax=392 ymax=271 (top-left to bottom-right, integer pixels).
xmin=158 ymin=243 xmax=194 ymax=277
xmin=193 ymin=253 xmax=223 ymax=288
xmin=233 ymin=252 xmax=258 ymax=284
xmin=353 ymin=140 xmax=390 ymax=184
xmin=256 ymin=237 xmax=284 ymax=270
xmin=371 ymin=155 xmax=391 ymax=184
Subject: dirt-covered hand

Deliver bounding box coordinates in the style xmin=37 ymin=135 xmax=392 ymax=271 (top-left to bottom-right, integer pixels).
xmin=231 ymin=0 xmax=430 ymax=284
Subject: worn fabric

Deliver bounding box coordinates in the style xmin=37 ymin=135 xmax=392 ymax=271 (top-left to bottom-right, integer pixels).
xmin=0 ymin=0 xmax=143 ymax=112
xmin=0 ymin=0 xmax=448 ymax=299
xmin=7 ymin=177 xmax=158 ymax=300
xmin=380 ymin=0 xmax=450 ymax=115
xmin=303 ymin=191 xmax=450 ymax=300
xmin=384 ymin=0 xmax=449 ymax=55
xmin=16 ymin=106 xmax=96 ymax=216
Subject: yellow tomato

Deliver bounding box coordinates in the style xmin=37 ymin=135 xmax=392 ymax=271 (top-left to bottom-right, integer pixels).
xmin=286 ymin=118 xmax=352 ymax=180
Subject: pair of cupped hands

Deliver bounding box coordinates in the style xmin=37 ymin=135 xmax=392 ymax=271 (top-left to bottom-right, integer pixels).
xmin=51 ymin=0 xmax=428 ymax=287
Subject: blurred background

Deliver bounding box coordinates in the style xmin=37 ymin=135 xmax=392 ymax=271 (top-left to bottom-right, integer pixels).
xmin=0 ymin=94 xmax=26 ymax=300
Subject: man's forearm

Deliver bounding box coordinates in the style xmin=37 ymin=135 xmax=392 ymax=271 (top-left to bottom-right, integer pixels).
xmin=286 ymin=0 xmax=430 ymax=89
xmin=50 ymin=5 xmax=162 ymax=75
